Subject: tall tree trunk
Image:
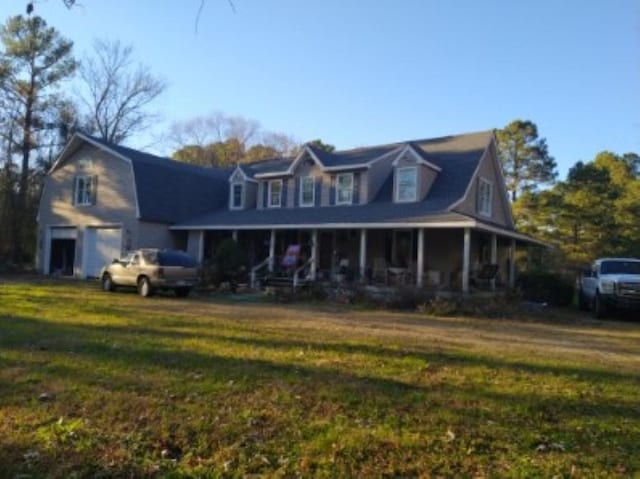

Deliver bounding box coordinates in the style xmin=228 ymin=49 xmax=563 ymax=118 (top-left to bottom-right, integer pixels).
xmin=15 ymin=86 xmax=35 ymax=264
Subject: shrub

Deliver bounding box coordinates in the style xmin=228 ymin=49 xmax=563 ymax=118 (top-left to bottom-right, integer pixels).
xmin=200 ymin=239 xmax=248 ymax=291
xmin=516 ymin=271 xmax=574 ymax=307
xmin=385 ymin=286 xmax=433 ymax=310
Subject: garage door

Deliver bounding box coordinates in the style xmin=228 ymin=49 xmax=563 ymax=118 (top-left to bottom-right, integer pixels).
xmin=84 ymin=228 xmax=122 ymax=278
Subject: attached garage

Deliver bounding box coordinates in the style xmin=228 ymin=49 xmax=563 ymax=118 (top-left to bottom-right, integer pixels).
xmin=83 ymin=227 xmax=123 ymax=278
xmin=48 ymin=227 xmax=77 ymax=276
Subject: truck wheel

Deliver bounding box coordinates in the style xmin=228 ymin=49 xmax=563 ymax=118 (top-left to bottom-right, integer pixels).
xmin=594 ymin=293 xmax=607 ymax=319
xmin=138 ymin=277 xmax=154 ymax=297
xmin=101 ymin=273 xmax=114 ymax=292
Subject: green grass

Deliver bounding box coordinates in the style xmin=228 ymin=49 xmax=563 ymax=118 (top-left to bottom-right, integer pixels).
xmin=0 ymin=278 xmax=639 ymax=477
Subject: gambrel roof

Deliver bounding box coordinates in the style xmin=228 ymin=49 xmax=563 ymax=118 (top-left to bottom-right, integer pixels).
xmin=51 ymin=133 xmax=230 ymax=223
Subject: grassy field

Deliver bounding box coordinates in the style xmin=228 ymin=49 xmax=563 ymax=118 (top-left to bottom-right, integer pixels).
xmin=0 ymin=278 xmax=639 ymax=478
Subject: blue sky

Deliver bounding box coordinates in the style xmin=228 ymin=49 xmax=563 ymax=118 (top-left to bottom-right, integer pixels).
xmin=2 ymin=0 xmax=638 ymax=178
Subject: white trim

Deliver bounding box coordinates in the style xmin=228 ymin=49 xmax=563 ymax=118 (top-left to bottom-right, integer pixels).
xmin=488 ymin=136 xmax=515 ymax=228
xmin=228 ymin=165 xmax=257 ymax=184
xmin=285 ymin=146 xmax=324 ymax=175
xmin=171 ymin=220 xmax=477 ymax=231
xmin=253 ymin=145 xmax=406 ymax=179
xmin=169 ymin=218 xmax=547 ymax=246
xmin=448 ymin=140 xmax=491 ymax=212
xmin=299 ymin=176 xmax=315 ymax=207
xmin=267 ymin=179 xmax=283 ymax=208
xmin=335 ymin=172 xmax=354 ymax=205
xmin=462 ymin=227 xmax=471 ymax=293
xmin=391 ymin=144 xmax=442 ymax=172
xmin=73 ymin=175 xmax=96 ymax=206
xmin=394 ymin=166 xmax=418 ymax=203
xmin=230 ymin=182 xmax=244 ymax=210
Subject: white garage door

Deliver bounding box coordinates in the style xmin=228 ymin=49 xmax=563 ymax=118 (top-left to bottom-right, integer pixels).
xmin=84 ymin=228 xmax=122 ymax=278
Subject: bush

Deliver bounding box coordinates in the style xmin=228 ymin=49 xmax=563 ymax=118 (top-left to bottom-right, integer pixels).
xmin=385 ymin=286 xmax=433 ymax=310
xmin=200 ymin=239 xmax=248 ymax=291
xmin=516 ymin=271 xmax=574 ymax=307
xmin=419 ymin=294 xmax=522 ymax=318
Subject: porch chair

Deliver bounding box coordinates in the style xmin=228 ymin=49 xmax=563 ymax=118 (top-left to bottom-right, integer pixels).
xmin=470 ymin=263 xmax=499 ymax=289
xmin=372 ymin=257 xmax=388 ymax=284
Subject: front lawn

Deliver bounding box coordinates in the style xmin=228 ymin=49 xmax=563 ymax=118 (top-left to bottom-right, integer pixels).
xmin=0 ymin=278 xmax=639 ymax=477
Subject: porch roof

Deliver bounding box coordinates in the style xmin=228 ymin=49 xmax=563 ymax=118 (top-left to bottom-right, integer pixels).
xmin=170 ymin=207 xmax=545 ymax=246
xmin=171 ymin=203 xmax=469 ymax=230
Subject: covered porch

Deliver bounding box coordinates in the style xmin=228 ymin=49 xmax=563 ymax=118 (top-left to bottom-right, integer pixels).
xmin=184 ymin=224 xmax=539 ymax=293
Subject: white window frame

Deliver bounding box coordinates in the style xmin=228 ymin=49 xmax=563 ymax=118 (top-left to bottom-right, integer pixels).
xmin=477 ymin=177 xmax=494 ymax=217
xmin=335 ymin=173 xmax=354 ymax=205
xmin=299 ymin=176 xmax=315 ymax=207
xmin=230 ymin=182 xmax=244 ymax=210
xmin=395 ymin=166 xmax=418 ymax=203
xmin=74 ymin=175 xmax=95 ymax=206
xmin=268 ymin=179 xmax=283 ymax=208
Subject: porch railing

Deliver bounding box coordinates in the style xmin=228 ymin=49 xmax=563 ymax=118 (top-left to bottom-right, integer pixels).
xmin=293 ymin=256 xmax=315 ymax=289
xmin=250 ymin=257 xmax=271 ymax=289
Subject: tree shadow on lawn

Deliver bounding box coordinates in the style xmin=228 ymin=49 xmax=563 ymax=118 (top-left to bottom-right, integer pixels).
xmin=2 ymin=315 xmax=639 ymax=414
xmin=2 ymin=314 xmax=640 ymax=475
xmin=2 ymin=313 xmax=639 ymax=392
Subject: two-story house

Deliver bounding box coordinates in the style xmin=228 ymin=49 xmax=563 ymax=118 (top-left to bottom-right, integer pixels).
xmin=37 ymin=130 xmax=542 ymax=292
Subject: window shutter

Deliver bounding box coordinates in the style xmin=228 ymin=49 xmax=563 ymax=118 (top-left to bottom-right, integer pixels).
xmin=91 ymin=176 xmax=98 ymax=205
xmin=329 ymin=176 xmax=336 ymax=206
xmin=281 ymin=180 xmax=288 ymax=207
xmin=262 ymin=181 xmax=268 ymax=208
xmin=353 ymin=173 xmax=359 ymax=205
xmin=315 ymin=178 xmax=321 ymax=206
xmin=72 ymin=177 xmax=78 ymax=205
xmin=294 ymin=177 xmax=301 ymax=207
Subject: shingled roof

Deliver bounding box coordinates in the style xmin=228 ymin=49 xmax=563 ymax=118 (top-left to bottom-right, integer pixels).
xmin=62 ymin=134 xmax=231 ymax=223
xmin=175 ymin=130 xmax=496 ymax=229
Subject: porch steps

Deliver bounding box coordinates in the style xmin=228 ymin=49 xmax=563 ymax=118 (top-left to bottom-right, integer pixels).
xmin=261 ymin=275 xmax=310 ymax=290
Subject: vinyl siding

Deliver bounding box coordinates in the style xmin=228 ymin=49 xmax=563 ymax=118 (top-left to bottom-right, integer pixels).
xmin=455 ymin=146 xmax=509 ymax=227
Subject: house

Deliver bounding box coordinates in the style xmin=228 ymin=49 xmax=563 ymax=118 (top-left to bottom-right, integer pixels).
xmin=37 ymin=130 xmax=543 ymax=293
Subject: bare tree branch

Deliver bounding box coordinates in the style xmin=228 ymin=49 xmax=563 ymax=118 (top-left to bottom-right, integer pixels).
xmin=77 ymin=39 xmax=166 ymax=144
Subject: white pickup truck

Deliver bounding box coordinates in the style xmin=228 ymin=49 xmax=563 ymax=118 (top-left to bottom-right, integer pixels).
xmin=578 ymin=257 xmax=640 ymax=318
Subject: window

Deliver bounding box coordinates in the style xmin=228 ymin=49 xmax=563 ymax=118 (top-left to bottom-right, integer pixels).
xmin=268 ymin=180 xmax=282 ymax=208
xmin=74 ymin=175 xmax=96 ymax=205
xmin=477 ymin=178 xmax=493 ymax=217
xmin=299 ymin=176 xmax=315 ymax=207
xmin=230 ymin=183 xmax=243 ymax=209
xmin=395 ymin=166 xmax=417 ymax=202
xmin=336 ymin=173 xmax=353 ymax=205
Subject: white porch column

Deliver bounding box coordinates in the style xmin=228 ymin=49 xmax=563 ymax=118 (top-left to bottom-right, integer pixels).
xmin=509 ymin=238 xmax=516 ymax=288
xmin=197 ymin=230 xmax=205 ymax=263
xmin=359 ymin=228 xmax=367 ymax=282
xmin=268 ymin=229 xmax=276 ymax=272
xmin=232 ymin=230 xmax=238 ymax=241
xmin=416 ymin=228 xmax=424 ymax=288
xmin=310 ymin=229 xmax=318 ymax=280
xmin=462 ymin=228 xmax=471 ymax=294
xmin=490 ymin=233 xmax=497 ymax=291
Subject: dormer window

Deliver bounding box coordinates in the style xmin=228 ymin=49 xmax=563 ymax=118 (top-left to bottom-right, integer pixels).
xmin=230 ymin=183 xmax=243 ymax=209
xmin=477 ymin=178 xmax=493 ymax=217
xmin=268 ymin=180 xmax=282 ymax=208
xmin=300 ymin=176 xmax=315 ymax=207
xmin=395 ymin=166 xmax=417 ymax=202
xmin=336 ymin=173 xmax=353 ymax=205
